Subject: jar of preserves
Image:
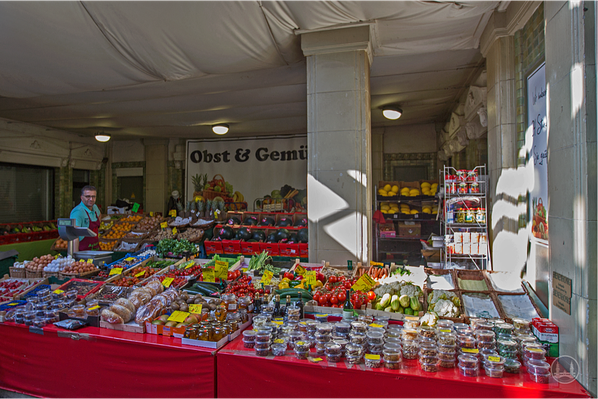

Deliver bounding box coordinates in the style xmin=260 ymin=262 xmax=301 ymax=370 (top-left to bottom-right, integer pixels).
xmin=237 ymin=296 xmax=250 ymax=311
xmin=184 ymin=325 xmax=198 ymax=340
xmin=458 ymin=182 xmax=468 ymax=194
xmin=456 ymin=209 xmax=466 ymax=223
xmin=469 ymin=182 xmax=480 ymax=193
xmin=465 ymin=208 xmax=475 ymax=223
xmin=222 ymin=293 xmax=238 ymax=312
xmin=466 ymin=170 xmax=477 ymax=182
xmin=456 ymin=170 xmax=467 ymax=181
xmin=212 ymin=326 xmax=225 ymax=342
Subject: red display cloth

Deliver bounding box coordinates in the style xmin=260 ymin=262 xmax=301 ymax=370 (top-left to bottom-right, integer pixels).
xmin=218 ymin=335 xmax=591 ymax=398
xmin=0 ymin=322 xmax=216 ymax=398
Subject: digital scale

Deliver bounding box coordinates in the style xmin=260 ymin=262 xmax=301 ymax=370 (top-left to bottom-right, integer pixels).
xmin=57 ymin=218 xmax=113 ymax=266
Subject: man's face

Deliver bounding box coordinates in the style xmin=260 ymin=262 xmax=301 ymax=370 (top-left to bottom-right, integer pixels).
xmin=81 ymin=190 xmax=97 ymax=209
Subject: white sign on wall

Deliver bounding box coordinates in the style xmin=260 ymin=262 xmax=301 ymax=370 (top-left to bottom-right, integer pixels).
xmin=527 ymin=63 xmax=548 ymax=245
xmin=185 ymin=136 xmax=307 ymax=208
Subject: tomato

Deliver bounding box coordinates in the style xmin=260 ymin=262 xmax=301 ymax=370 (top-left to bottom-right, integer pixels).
xmin=313 ymin=293 xmax=320 ymax=302
xmin=337 ymin=292 xmax=346 ymax=302
xmin=344 ymin=281 xmax=352 ymax=289
xmin=367 ymin=291 xmax=376 ymax=301
xmin=318 ymin=297 xmax=327 ymax=306
xmin=330 ymin=296 xmax=339 ymax=304
xmin=353 ymin=299 xmax=362 ymax=309
xmin=331 ymin=304 xmax=339 ymax=308
xmin=328 ymin=275 xmax=337 ymax=284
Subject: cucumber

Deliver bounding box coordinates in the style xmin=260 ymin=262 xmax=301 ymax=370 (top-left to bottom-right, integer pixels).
xmin=275 ymin=288 xmax=313 ymax=300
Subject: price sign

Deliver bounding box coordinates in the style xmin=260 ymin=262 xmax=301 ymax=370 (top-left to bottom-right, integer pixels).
xmin=272 ymin=321 xmax=283 ymax=325
xmin=369 ymin=323 xmax=383 ymax=328
xmin=135 ymin=271 xmax=146 ymax=278
xmin=132 ymin=203 xmax=140 ymax=213
xmin=54 ymin=254 xmax=59 ymax=259
xmin=309 ymin=357 xmax=323 ymax=363
xmin=6 ymin=302 xmax=18 ymax=306
xmin=260 ymin=270 xmax=274 ymax=285
xmin=162 ymin=277 xmax=174 ymax=288
xmin=351 ymin=273 xmax=376 ymax=292
xmin=215 ymin=260 xmax=229 ymax=279
xmin=203 ymin=268 xmax=215 ymax=282
xmin=124 ymin=257 xmax=136 ymax=262
xmin=370 ymin=261 xmax=384 ymax=267
xmin=53 ymin=289 xmax=64 ymax=295
xmin=189 ymin=304 xmax=203 ymax=314
xmin=167 ymin=311 xmax=189 ymax=323
xmin=304 ymin=270 xmax=316 ymax=286
xmin=488 ymin=356 xmax=501 ymax=362
xmin=109 ymin=267 xmax=123 ymax=276
xmin=185 ymin=261 xmax=195 ymax=269
xmin=462 ymin=348 xmax=479 ymax=354
xmin=295 ymin=265 xmax=306 ymax=275
xmin=160 ymin=222 xmax=168 ymax=229
xmin=172 ymin=227 xmax=178 ymax=235
xmin=365 ymin=354 xmax=381 ymax=360
xmin=88 ymin=305 xmax=100 ymax=311
xmin=150 ymin=212 xmax=154 ymax=217
xmin=528 ymin=348 xmax=544 ymax=353
xmin=86 ymin=258 xmax=94 ymax=264
xmin=439 ymin=329 xmax=451 ymax=333
xmin=273 ymin=339 xmax=284 ymax=344
xmin=241 ymin=268 xmax=247 ymax=273
xmin=169 ymin=209 xmax=177 ymax=217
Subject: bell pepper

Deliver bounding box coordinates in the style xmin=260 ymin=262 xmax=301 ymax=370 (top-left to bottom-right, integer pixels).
xmin=283 ymin=272 xmax=295 ymax=280
xmin=289 ymin=280 xmax=302 ymax=288
xmin=278 ymin=282 xmax=290 ymax=289
xmin=316 ymin=272 xmax=326 ymax=283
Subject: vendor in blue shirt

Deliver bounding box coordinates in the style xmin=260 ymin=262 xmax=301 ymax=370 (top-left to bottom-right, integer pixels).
xmin=70 ymin=185 xmax=101 ymax=250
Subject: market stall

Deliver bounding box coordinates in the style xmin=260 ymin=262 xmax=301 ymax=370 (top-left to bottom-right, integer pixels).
xmin=0 ymin=322 xmax=217 ymax=398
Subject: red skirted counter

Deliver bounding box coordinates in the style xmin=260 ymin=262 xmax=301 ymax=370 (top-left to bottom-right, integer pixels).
xmin=217 ymin=334 xmax=591 ymax=398
xmin=0 ymin=322 xmax=217 ymax=398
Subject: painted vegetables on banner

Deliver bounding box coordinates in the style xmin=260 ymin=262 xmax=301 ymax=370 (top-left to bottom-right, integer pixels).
xmin=186 ymin=136 xmax=307 ymax=211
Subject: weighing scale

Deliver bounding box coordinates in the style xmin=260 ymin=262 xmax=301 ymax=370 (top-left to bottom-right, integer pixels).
xmin=57 ymin=218 xmax=113 ymax=267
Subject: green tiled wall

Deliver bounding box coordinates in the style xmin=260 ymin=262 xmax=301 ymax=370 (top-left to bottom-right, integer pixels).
xmin=383 ymin=153 xmax=438 ymax=181
xmin=55 ymin=167 xmax=73 ymax=218
xmin=168 ymin=161 xmax=184 ymax=199
xmin=90 ymin=165 xmax=106 ymax=212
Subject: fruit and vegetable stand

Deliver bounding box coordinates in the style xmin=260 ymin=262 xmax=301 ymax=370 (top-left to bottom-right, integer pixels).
xmin=217 ymin=332 xmax=589 ymax=398
xmin=0 ymin=321 xmax=218 ymax=398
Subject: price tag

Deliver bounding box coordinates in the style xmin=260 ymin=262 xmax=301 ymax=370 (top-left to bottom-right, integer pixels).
xmin=369 ymin=323 xmax=383 ymax=328
xmin=462 ymin=348 xmax=479 ymax=354
xmin=316 ymin=314 xmax=327 ymax=318
xmin=241 ymin=268 xmax=247 ymax=273
xmin=296 ymin=341 xmax=305 ymax=346
xmin=54 ymin=254 xmax=59 ymax=259
xmin=272 ymin=321 xmax=283 ymax=325
xmin=304 ymin=270 xmax=316 ymax=286
xmin=273 ymin=317 xmax=284 ymax=322
xmin=6 ymin=302 xmax=18 ymax=306
xmin=295 ymin=265 xmax=306 ymax=275
xmin=309 ymin=357 xmax=323 ymax=363
xmin=162 ymin=277 xmax=174 ymax=288
xmin=185 ymin=261 xmax=195 ymax=269
xmin=109 ymin=267 xmax=123 ymax=276
xmin=365 ymin=354 xmax=381 ymax=360
xmin=351 ymin=273 xmax=376 ymax=292
xmin=370 ymin=261 xmax=384 ymax=267
xmin=132 ymin=203 xmax=140 ymax=213
xmin=53 ymin=289 xmax=64 ymax=295
xmin=135 ymin=271 xmax=146 ymax=278
xmin=167 ymin=311 xmax=189 ymax=323
xmin=160 ymin=221 xmax=168 ymax=229
xmin=189 ymin=304 xmax=203 ymax=314
xmin=528 ymin=348 xmax=544 ymax=353
xmin=203 ymin=268 xmax=215 ymax=282
xmin=273 ymin=339 xmax=284 ymax=344
xmin=124 ymin=257 xmax=136 ymax=262
xmin=169 ymin=209 xmax=177 ymax=217
xmin=86 ymin=258 xmax=94 ymax=264
xmin=150 ymin=212 xmax=154 ymax=217
xmin=439 ymin=329 xmax=451 ymax=333
xmin=88 ymin=305 xmax=100 ymax=311
xmin=488 ymin=356 xmax=501 ymax=362
xmin=215 ymin=260 xmax=229 ymax=279
xmin=260 ymin=270 xmax=274 ymax=285
xmin=172 ymin=227 xmax=178 ymax=235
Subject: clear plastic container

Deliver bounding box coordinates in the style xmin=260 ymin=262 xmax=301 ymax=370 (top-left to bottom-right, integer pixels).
xmin=495 ymin=323 xmax=514 ymax=336
xmin=367 ymin=344 xmax=384 ymax=355
xmin=476 ymin=340 xmax=496 ymax=350
xmin=459 ymin=348 xmax=480 ymax=358
xmin=333 ymin=339 xmax=348 ymax=354
xmin=383 ymin=348 xmax=402 ymax=362
xmin=437 ymin=319 xmax=454 ymax=330
xmin=419 ymin=326 xmax=437 ymax=340
xmin=420 ymin=343 xmax=438 ymax=357
xmin=480 ymin=349 xmax=499 ymax=360
xmin=271 ymin=343 xmax=287 ymax=356
xmin=458 ymin=354 xmax=478 ymax=368
xmin=453 ymin=323 xmax=469 ymax=332
xmin=252 ymin=315 xmax=268 ymax=327
xmin=66 ymin=289 xmax=78 ymax=300
xmin=504 ymin=359 xmax=521 ymax=374
xmin=437 ymin=331 xmax=457 ymax=346
xmin=255 ymin=347 xmax=269 ymax=357
xmin=365 ymin=354 xmax=382 ymax=368
xmin=385 ymin=337 xmax=402 ymax=345
xmin=500 ymin=349 xmax=519 ymax=360
xmin=439 ymin=359 xmax=456 ymax=368
xmin=334 ymin=321 xmax=351 ymax=334
xmin=255 ymin=331 xmax=271 ymax=342
xmin=483 ymin=355 xmax=505 ymax=369
xmin=349 ymin=332 xmax=367 ymax=345
xmin=385 ymin=359 xmax=401 ymax=369
xmin=345 ymin=343 xmax=364 ymax=357
xmin=327 ymin=353 xmax=342 ymax=363
xmin=527 ymin=359 xmax=550 ymax=374
xmin=438 ymin=350 xmax=456 ymax=361
xmin=485 ymin=364 xmax=504 ymax=378
xmin=383 ymin=342 xmax=402 ymax=351
xmin=459 ymin=364 xmax=479 ymax=377
xmin=69 ymin=304 xmax=86 ymax=318
xmin=315 ymin=343 xmax=326 ymax=357
xmin=529 ymin=371 xmax=551 ymax=384
xmin=346 ymin=354 xmax=362 ymax=364
xmin=242 ymin=339 xmax=255 ymax=348
xmin=288 ymin=331 xmax=302 ymax=349
xmin=402 ymin=329 xmax=418 ymax=341
xmin=497 ymin=339 xmax=517 ymax=352
xmin=254 ymin=341 xmax=271 ymax=349
xmin=367 ymin=330 xmax=385 ymax=345
xmin=475 ymin=321 xmax=494 ymax=331
xmin=350 ymin=321 xmax=367 ymax=333
xmin=475 ymin=330 xmax=496 ymax=342
xmin=403 ymin=316 xmax=420 ymax=329
xmin=524 ymin=346 xmax=547 ymax=360
xmin=243 ymin=330 xmax=257 ymax=341
xmin=315 ymin=331 xmax=331 ymax=343
xmin=457 ymin=335 xmax=477 ymax=349
xmin=385 ymin=329 xmax=401 ymax=339
xmin=293 ymin=348 xmax=309 ymax=360
xmin=314 ymin=314 xmax=328 ymax=323
xmin=402 ymin=339 xmax=419 ymax=359
xmin=325 ymin=342 xmax=342 ymax=356
xmin=419 ymin=356 xmax=438 ymax=372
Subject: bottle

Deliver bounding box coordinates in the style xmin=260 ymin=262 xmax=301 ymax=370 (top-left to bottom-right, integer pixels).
xmin=253 ymin=293 xmax=262 ymax=315
xmin=282 ymin=295 xmax=291 ymax=321
xmin=342 ymin=289 xmax=353 ymax=321
xmin=296 ymin=294 xmax=304 ymax=319
xmin=273 ymin=295 xmax=281 ymax=317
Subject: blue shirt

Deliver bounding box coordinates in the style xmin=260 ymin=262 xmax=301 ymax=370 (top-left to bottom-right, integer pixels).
xmin=70 ymin=202 xmax=101 ymax=241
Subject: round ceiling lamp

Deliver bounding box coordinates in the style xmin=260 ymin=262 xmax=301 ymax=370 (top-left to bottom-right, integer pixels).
xmin=382 ymin=106 xmax=402 ymax=120
xmin=212 ymin=124 xmax=229 ymax=135
xmin=95 ymin=132 xmax=111 ymax=142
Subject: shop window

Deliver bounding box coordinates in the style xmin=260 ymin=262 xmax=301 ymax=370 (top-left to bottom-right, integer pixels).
xmin=0 ymin=162 xmax=55 ymax=223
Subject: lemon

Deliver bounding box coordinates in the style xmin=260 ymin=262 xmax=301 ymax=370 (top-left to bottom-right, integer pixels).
xmin=391 ymin=185 xmax=399 ymax=193
xmin=383 ymin=184 xmax=392 ymax=192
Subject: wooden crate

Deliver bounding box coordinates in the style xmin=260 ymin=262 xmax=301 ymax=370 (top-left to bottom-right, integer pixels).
xmin=59 ymin=268 xmax=100 ymax=280
xmin=452 ymin=269 xmax=492 ymax=292
xmin=460 ymin=291 xmax=503 ymax=322
xmin=100 ymin=320 xmax=145 ymax=334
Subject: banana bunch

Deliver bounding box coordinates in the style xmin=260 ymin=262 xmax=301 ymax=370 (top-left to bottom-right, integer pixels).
xmin=232 ymin=191 xmax=244 ymax=202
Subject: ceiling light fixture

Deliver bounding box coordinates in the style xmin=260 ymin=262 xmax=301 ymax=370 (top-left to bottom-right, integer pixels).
xmin=382 ymin=106 xmax=402 ymax=120
xmin=212 ymin=124 xmax=229 ymax=135
xmin=95 ymin=132 xmax=111 ymax=142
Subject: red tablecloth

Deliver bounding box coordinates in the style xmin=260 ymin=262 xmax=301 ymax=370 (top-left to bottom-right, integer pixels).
xmin=0 ymin=322 xmax=217 ymax=398
xmin=218 ymin=335 xmax=591 ymax=398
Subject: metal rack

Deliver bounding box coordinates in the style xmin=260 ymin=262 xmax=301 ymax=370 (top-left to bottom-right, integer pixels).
xmin=442 ymin=165 xmax=489 ymax=270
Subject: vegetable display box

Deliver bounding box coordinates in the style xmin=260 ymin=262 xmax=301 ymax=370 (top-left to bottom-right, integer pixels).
xmin=55 ymin=279 xmax=105 ymax=301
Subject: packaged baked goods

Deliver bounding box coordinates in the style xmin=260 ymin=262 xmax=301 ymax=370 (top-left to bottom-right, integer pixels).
xmin=115 ymin=298 xmax=136 ymax=313
xmin=110 ymin=304 xmax=133 ymax=322
xmin=101 ymin=308 xmax=124 ymax=324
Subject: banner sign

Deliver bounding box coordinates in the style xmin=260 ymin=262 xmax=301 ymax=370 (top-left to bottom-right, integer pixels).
xmin=526 ymin=63 xmax=548 ymax=245
xmin=186 ymin=136 xmax=307 ymax=207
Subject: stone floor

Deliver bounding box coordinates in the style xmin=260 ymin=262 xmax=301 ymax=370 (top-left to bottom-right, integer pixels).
xmin=0 ymin=389 xmax=34 ymax=398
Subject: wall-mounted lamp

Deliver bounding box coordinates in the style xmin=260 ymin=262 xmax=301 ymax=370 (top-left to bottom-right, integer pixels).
xmin=95 ymin=132 xmax=111 ymax=142
xmin=382 ymin=106 xmax=402 ymax=120
xmin=212 ymin=124 xmax=229 ymax=135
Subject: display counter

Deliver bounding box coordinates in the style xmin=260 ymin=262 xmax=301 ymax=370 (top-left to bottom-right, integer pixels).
xmin=217 ymin=334 xmax=590 ymax=398
xmin=0 ymin=322 xmax=217 ymax=398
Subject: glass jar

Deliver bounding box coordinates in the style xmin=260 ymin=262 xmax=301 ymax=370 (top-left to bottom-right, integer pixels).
xmin=458 ymin=182 xmax=468 ymax=194
xmin=212 ymin=326 xmax=225 ymax=342
xmin=476 ymin=208 xmax=485 ymax=223
xmin=237 ymin=296 xmax=250 ymax=311
xmin=184 ymin=326 xmax=198 ymax=340
xmin=456 ymin=208 xmax=466 ymax=223
xmin=469 ymin=182 xmax=480 ymax=193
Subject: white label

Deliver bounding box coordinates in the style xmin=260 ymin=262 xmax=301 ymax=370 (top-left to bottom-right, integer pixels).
xmin=228 ymin=304 xmax=237 ymax=311
xmin=470 ymin=243 xmax=479 ymax=255
xmin=471 ymin=232 xmax=480 ymax=244
xmin=462 ymin=243 xmax=471 ymax=255
xmin=454 ymin=232 xmax=463 ymax=243
xmin=462 ymin=232 xmax=471 ymax=243
xmin=479 ymin=233 xmax=487 ymax=244
xmin=455 ymin=243 xmax=463 ymax=255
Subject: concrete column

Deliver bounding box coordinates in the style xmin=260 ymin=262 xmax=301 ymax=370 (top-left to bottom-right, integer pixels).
xmin=144 ymin=139 xmax=168 ymax=214
xmin=300 ymin=26 xmax=373 ymax=265
xmin=545 ymin=1 xmax=597 ymax=394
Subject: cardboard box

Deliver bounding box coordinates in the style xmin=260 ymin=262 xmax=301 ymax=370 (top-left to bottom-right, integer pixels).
xmin=261 ymin=242 xmax=280 ymax=256
xmin=398 ymin=222 xmax=421 ymax=238
xmin=379 ymin=222 xmax=396 ymax=238
xmin=532 ymin=319 xmax=559 ymax=357
xmin=241 ymin=241 xmax=262 ymax=256
xmin=204 ymin=240 xmax=223 ymax=255
xmin=222 ymin=240 xmax=242 ymax=255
